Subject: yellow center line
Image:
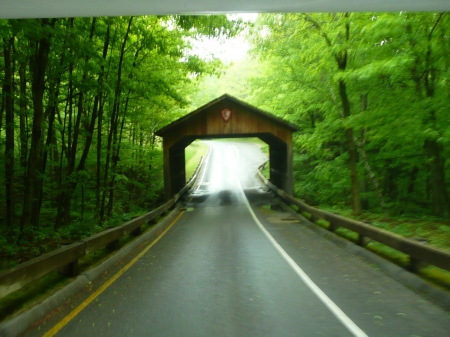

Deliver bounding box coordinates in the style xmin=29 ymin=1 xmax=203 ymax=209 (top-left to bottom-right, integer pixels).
xmin=44 ymin=211 xmax=185 ymax=337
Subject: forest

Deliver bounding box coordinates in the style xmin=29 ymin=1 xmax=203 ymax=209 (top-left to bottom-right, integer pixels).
xmin=1 ymin=12 xmax=450 ymax=265
xmin=197 ymin=12 xmax=450 ymax=219
xmin=0 ymin=15 xmax=241 ymax=261
xmin=251 ymin=12 xmax=450 ymax=219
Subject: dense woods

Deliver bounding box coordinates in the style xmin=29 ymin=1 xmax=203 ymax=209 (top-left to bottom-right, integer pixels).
xmin=238 ymin=12 xmax=450 ymax=218
xmin=0 ymin=15 xmax=240 ymax=249
xmin=1 ymin=12 xmax=450 ymax=264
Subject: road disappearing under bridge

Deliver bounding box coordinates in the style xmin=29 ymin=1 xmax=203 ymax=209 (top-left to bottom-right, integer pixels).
xmin=22 ymin=140 xmax=450 ymax=337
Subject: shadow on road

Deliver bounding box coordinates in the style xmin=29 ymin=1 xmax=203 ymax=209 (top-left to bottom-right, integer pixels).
xmin=244 ymin=189 xmax=276 ymax=206
xmin=218 ymin=190 xmax=234 ymax=205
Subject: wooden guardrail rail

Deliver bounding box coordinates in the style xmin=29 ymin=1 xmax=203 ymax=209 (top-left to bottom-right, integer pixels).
xmin=256 ymin=170 xmax=450 ymax=274
xmin=0 ymin=156 xmax=206 ymax=300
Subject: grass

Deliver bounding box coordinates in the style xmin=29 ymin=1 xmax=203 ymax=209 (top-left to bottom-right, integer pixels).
xmin=317 ymin=206 xmax=450 ymax=250
xmin=185 ymin=140 xmax=209 ymax=182
xmin=0 ymin=270 xmax=69 ymax=322
xmin=301 ymin=205 xmax=450 ymax=292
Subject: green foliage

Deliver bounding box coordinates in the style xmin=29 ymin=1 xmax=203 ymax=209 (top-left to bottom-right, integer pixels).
xmin=173 ymin=15 xmax=244 ymax=38
xmin=247 ymin=12 xmax=450 ymax=218
xmin=0 ymin=14 xmax=236 ymax=261
xmin=185 ymin=140 xmax=209 ymax=182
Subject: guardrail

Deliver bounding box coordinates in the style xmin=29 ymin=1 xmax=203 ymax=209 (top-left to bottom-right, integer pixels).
xmin=256 ymin=170 xmax=450 ymax=274
xmin=0 ymin=157 xmax=206 ymax=301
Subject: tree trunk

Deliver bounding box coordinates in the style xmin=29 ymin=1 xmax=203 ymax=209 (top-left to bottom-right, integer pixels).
xmin=424 ymin=139 xmax=450 ymax=217
xmin=310 ymin=13 xmax=361 ymax=215
xmin=422 ymin=13 xmax=449 ymax=218
xmin=101 ymin=16 xmax=133 ymax=220
xmin=107 ymin=44 xmax=139 ymax=215
xmin=34 ymin=63 xmax=63 ymax=228
xmin=339 ymin=77 xmax=361 ymax=215
xmin=345 ymin=128 xmax=361 ymax=215
xmin=356 ymin=93 xmax=388 ymax=214
xmin=408 ymin=166 xmax=419 ymax=194
xmin=55 ymin=18 xmax=98 ymax=229
xmin=0 ymin=86 xmax=4 ymax=137
xmin=96 ymin=23 xmax=110 ymax=219
xmin=19 ymin=62 xmax=28 ymax=184
xmin=107 ymin=92 xmax=129 ymax=216
xmin=54 ymin=67 xmax=74 ymax=229
xmin=3 ymin=36 xmax=15 ymax=235
xmin=355 ymin=136 xmax=388 ymax=214
xmin=96 ymin=98 xmax=104 ymax=217
xmin=21 ymin=18 xmax=56 ymax=233
xmin=0 ymin=37 xmax=5 ymax=137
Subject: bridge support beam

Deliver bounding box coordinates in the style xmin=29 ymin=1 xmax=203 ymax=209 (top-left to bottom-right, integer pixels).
xmin=260 ymin=134 xmax=293 ymax=196
xmin=163 ymin=137 xmax=193 ymax=199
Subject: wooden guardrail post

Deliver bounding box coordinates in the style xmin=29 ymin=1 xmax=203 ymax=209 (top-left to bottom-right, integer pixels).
xmin=328 ymin=222 xmax=339 ymax=232
xmin=131 ymin=226 xmax=141 ymax=236
xmin=357 ymin=234 xmax=371 ymax=247
xmin=58 ymin=260 xmax=79 ymax=277
xmin=57 ymin=242 xmax=81 ymax=277
xmin=106 ymin=240 xmax=119 ymax=251
xmin=409 ymin=254 xmax=429 ymax=273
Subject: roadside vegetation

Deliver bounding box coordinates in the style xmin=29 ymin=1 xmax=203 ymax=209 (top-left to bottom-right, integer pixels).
xmin=308 ymin=207 xmax=450 ymax=291
xmin=194 ymin=12 xmax=450 ymax=221
xmin=185 ymin=140 xmax=209 ymax=182
xmin=1 ymin=11 xmax=450 ymax=317
xmin=0 ymin=214 xmax=161 ymax=322
xmin=0 ymin=16 xmax=242 ymax=270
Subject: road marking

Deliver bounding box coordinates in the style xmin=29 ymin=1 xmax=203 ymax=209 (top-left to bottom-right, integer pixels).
xmin=43 ymin=211 xmax=185 ymax=337
xmin=236 ymin=178 xmax=368 ymax=337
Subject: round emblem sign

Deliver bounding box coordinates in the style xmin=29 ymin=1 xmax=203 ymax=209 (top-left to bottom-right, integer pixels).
xmin=221 ymin=109 xmax=231 ymax=122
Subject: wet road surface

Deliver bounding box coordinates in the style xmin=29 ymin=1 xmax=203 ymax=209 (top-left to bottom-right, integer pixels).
xmin=22 ymin=140 xmax=450 ymax=337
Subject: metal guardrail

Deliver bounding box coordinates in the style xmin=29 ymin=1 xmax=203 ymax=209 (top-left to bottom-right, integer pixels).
xmin=256 ymin=170 xmax=450 ymax=274
xmin=0 ymin=157 xmax=205 ymax=300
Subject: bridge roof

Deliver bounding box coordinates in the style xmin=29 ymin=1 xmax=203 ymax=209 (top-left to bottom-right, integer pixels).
xmin=155 ymin=94 xmax=299 ymax=137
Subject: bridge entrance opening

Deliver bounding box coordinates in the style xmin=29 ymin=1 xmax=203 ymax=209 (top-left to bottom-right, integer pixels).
xmin=155 ymin=94 xmax=298 ymax=199
xmin=185 ymin=137 xmax=268 ymax=183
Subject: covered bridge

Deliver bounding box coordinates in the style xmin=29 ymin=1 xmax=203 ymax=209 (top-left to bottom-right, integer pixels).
xmin=155 ymin=94 xmax=299 ymax=199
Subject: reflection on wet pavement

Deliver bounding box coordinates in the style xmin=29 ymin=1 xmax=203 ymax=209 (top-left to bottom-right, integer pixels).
xmin=186 ymin=140 xmax=271 ymax=208
xmin=218 ymin=190 xmax=234 ymax=205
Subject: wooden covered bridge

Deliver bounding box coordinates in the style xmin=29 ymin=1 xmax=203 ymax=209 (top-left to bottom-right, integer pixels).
xmin=156 ymin=94 xmax=299 ymax=199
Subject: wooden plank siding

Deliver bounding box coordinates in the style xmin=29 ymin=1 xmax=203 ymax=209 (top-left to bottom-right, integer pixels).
xmin=156 ymin=94 xmax=299 ymax=198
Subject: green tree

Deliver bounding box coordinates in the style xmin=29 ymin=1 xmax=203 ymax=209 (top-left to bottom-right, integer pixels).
xmin=0 ymin=14 xmax=240 ymax=244
xmin=248 ymin=12 xmax=450 ymax=217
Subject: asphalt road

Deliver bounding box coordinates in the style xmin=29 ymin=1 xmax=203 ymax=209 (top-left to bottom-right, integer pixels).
xmin=22 ymin=140 xmax=450 ymax=337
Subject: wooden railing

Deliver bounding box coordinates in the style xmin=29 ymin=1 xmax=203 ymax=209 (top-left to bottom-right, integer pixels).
xmin=0 ymin=157 xmax=206 ymax=300
xmin=256 ymin=170 xmax=450 ymax=274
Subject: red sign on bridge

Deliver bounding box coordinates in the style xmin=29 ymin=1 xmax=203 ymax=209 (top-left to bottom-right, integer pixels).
xmin=221 ymin=108 xmax=231 ymax=122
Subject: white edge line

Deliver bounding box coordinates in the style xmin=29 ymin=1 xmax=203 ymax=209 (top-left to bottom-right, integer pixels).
xmin=236 ymin=178 xmax=368 ymax=337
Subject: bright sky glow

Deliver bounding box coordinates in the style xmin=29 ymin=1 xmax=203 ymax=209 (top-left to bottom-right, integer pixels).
xmin=189 ymin=13 xmax=258 ymax=64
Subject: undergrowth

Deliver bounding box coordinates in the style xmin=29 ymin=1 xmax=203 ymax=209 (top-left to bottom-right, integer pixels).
xmin=0 ymin=213 xmax=160 ymax=322
xmin=0 ymin=208 xmax=148 ymax=271
xmin=303 ymin=205 xmax=450 ymax=292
